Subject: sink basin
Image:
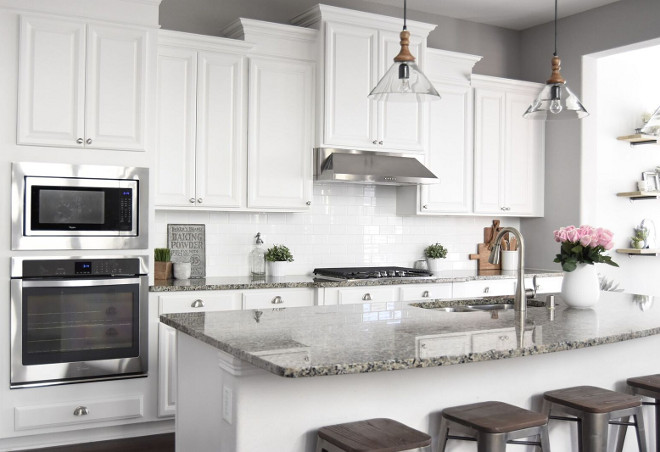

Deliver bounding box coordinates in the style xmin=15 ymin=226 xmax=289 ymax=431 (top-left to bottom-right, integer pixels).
xmin=411 ymin=299 xmax=518 ymax=312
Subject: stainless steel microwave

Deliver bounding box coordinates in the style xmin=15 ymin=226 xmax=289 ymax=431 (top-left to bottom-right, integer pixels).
xmin=11 ymin=162 xmax=149 ymax=250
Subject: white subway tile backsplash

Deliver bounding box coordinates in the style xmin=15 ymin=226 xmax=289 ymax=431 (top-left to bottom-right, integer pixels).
xmin=154 ymin=185 xmax=519 ymax=277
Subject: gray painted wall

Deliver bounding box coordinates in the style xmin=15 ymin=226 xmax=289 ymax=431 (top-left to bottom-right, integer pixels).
xmin=158 ymin=0 xmax=521 ymax=78
xmin=519 ymin=0 xmax=660 ymax=269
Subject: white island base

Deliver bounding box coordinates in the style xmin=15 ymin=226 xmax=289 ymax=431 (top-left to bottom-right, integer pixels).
xmin=175 ymin=332 xmax=660 ymax=452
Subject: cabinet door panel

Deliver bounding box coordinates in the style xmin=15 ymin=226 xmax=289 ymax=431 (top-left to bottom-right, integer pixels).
xmin=378 ymin=30 xmax=425 ymax=151
xmin=324 ymin=23 xmax=377 ymax=148
xmin=473 ymin=88 xmax=505 ymax=214
xmin=421 ymin=82 xmax=472 ymax=213
xmin=17 ymin=16 xmax=85 ymax=147
xmin=196 ymin=51 xmax=246 ymax=208
xmin=247 ymin=57 xmax=314 ymax=210
xmin=85 ymin=24 xmax=148 ymax=151
xmin=155 ymin=46 xmax=197 ymax=207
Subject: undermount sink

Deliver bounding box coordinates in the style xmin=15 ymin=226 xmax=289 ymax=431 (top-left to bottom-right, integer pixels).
xmin=469 ymin=303 xmax=514 ymax=311
xmin=412 ymin=298 xmax=546 ymax=312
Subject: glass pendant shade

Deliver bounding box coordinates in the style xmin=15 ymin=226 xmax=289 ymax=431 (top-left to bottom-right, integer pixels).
xmin=368 ymin=60 xmax=440 ymax=103
xmin=523 ymin=82 xmax=589 ymax=120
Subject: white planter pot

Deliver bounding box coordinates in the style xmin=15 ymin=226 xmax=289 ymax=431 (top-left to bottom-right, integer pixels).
xmin=561 ymin=263 xmax=600 ymax=309
xmin=426 ymin=258 xmax=447 ymax=273
xmin=268 ymin=261 xmax=288 ymax=277
xmin=173 ymin=262 xmax=191 ymax=279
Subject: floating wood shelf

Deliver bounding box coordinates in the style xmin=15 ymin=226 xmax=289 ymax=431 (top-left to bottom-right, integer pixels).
xmin=616 ymin=191 xmax=660 ymax=199
xmin=616 ymin=248 xmax=660 ymax=256
xmin=617 ymin=134 xmax=659 ymax=145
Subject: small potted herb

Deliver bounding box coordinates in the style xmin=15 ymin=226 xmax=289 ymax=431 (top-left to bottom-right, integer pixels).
xmin=154 ymin=248 xmax=173 ymax=280
xmin=265 ymin=244 xmax=294 ymax=277
xmin=424 ymin=242 xmax=448 ymax=272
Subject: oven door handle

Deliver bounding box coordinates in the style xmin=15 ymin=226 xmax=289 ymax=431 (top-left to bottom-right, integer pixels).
xmin=21 ymin=277 xmax=142 ymax=288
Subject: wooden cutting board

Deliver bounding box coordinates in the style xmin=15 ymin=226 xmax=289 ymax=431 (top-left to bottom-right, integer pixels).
xmin=469 ymin=243 xmax=501 ymax=271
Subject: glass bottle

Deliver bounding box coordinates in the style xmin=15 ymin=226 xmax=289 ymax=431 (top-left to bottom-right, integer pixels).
xmin=249 ymin=232 xmax=266 ymax=277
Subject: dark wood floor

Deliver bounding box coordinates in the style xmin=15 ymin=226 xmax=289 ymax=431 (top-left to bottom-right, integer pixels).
xmin=23 ymin=433 xmax=174 ymax=452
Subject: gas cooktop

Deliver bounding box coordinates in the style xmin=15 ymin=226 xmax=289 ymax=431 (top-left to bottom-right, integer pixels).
xmin=312 ymin=266 xmax=434 ymax=281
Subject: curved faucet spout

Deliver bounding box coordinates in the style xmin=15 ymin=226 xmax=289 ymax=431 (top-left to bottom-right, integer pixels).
xmin=488 ymin=227 xmax=526 ymax=314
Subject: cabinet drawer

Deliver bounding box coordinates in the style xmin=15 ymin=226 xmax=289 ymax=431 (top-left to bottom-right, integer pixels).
xmin=159 ymin=292 xmax=242 ymax=314
xmin=527 ymin=276 xmax=562 ymax=294
xmin=15 ymin=396 xmax=142 ymax=431
xmin=399 ymin=283 xmax=452 ymax=301
xmin=452 ymin=280 xmax=515 ymax=298
xmin=243 ymin=288 xmax=314 ymax=309
xmin=332 ymin=286 xmax=398 ymax=305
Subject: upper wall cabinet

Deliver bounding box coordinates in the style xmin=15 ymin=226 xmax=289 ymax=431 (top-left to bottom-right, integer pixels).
xmin=472 ymin=75 xmax=545 ymax=217
xmin=155 ymin=32 xmax=250 ymax=209
xmin=17 ymin=15 xmax=150 ymax=151
xmin=292 ymin=5 xmax=435 ymax=153
xmin=397 ymin=49 xmax=482 ymax=215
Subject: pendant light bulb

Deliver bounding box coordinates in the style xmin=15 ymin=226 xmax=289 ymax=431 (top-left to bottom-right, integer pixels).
xmin=523 ymin=0 xmax=588 ymax=120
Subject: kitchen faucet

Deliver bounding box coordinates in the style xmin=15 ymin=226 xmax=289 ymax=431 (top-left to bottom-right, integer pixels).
xmin=488 ymin=227 xmax=527 ymax=314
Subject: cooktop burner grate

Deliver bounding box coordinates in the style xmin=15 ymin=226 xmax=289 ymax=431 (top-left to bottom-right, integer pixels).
xmin=313 ymin=266 xmax=433 ymax=281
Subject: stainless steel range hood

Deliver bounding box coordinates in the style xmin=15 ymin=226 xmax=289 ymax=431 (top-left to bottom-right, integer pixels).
xmin=314 ymin=148 xmax=438 ymax=186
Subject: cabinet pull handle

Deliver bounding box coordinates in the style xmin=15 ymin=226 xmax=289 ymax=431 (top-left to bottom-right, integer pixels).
xmin=271 ymin=296 xmax=283 ymax=304
xmin=422 ymin=290 xmax=430 ymax=298
xmin=76 ymin=138 xmax=84 ymax=144
xmin=306 ymin=201 xmax=311 ymax=206
xmin=189 ymin=198 xmax=196 ymax=203
xmin=483 ymin=287 xmax=490 ymax=293
xmin=362 ymin=293 xmax=372 ymax=301
xmin=191 ymin=299 xmax=205 ymax=308
xmin=422 ymin=205 xmax=428 ymax=209
xmin=73 ymin=406 xmax=89 ymax=416
xmin=378 ymin=140 xmax=383 ymax=145
xmin=86 ymin=138 xmax=92 ymax=145
xmin=197 ymin=198 xmax=203 ymax=203
xmin=372 ymin=140 xmax=378 ymax=145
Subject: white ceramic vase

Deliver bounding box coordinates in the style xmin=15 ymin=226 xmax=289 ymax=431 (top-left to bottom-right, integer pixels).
xmin=426 ymin=258 xmax=446 ymax=272
xmin=268 ymin=261 xmax=287 ymax=277
xmin=561 ymin=263 xmax=600 ymax=308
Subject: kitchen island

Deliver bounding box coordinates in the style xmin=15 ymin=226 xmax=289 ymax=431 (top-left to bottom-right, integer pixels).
xmin=161 ymin=292 xmax=660 ymax=451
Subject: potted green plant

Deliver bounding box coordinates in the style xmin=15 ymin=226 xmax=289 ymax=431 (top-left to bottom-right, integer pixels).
xmin=265 ymin=244 xmax=294 ymax=277
xmin=154 ymin=248 xmax=173 ymax=280
xmin=424 ymin=242 xmax=448 ymax=272
xmin=631 ymin=226 xmax=649 ymax=249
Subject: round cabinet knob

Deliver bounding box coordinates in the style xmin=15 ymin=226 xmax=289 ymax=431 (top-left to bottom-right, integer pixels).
xmin=271 ymin=296 xmax=283 ymax=304
xmin=501 ymin=206 xmax=507 ymax=211
xmin=73 ymin=406 xmax=89 ymax=416
xmin=86 ymin=138 xmax=92 ymax=145
xmin=197 ymin=198 xmax=203 ymax=203
xmin=189 ymin=198 xmax=195 ymax=203
xmin=422 ymin=290 xmax=430 ymax=298
xmin=76 ymin=138 xmax=84 ymax=144
xmin=191 ymin=299 xmax=205 ymax=308
xmin=306 ymin=201 xmax=311 ymax=206
xmin=483 ymin=287 xmax=490 ymax=293
xmin=372 ymin=140 xmax=378 ymax=145
xmin=362 ymin=293 xmax=372 ymax=301
xmin=422 ymin=205 xmax=428 ymax=210
xmin=378 ymin=140 xmax=383 ymax=145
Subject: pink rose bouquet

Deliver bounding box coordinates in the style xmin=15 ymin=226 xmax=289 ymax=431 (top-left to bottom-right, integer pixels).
xmin=553 ymin=225 xmax=618 ymax=272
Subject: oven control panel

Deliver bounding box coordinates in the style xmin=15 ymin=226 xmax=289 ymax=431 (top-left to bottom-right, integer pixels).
xmin=22 ymin=258 xmax=143 ymax=277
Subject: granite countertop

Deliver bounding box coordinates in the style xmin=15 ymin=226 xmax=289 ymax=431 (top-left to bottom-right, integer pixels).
xmin=160 ymin=291 xmax=660 ymax=378
xmin=150 ymin=268 xmax=562 ymax=292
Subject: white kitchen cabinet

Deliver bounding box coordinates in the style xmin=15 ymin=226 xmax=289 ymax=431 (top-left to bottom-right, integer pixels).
xmin=473 ymin=75 xmax=545 ymax=216
xmin=246 ymin=55 xmax=315 ymax=210
xmin=322 ymin=286 xmax=399 ymax=305
xmin=451 ymin=279 xmax=517 ymax=298
xmin=292 ymin=5 xmax=435 ymax=152
xmin=155 ymin=32 xmax=250 ymax=208
xmin=242 ymin=288 xmax=315 ymax=309
xmin=398 ymin=283 xmax=452 ymax=301
xmin=17 ymin=15 xmax=149 ymax=151
xmin=157 ymin=291 xmax=242 ymax=417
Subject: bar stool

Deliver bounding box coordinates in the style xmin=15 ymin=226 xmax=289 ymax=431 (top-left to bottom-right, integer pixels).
xmin=542 ymin=385 xmax=647 ymax=452
xmin=616 ymin=374 xmax=660 ymax=452
xmin=315 ymin=418 xmax=432 ymax=452
xmin=436 ymin=401 xmax=551 ymax=452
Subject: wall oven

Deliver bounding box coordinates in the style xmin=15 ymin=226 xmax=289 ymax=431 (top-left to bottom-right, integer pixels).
xmin=10 ymin=256 xmax=148 ymax=388
xmin=11 ymin=162 xmax=149 ymax=250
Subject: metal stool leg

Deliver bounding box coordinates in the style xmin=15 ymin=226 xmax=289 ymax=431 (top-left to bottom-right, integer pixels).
xmin=581 ymin=412 xmax=609 ymax=452
xmin=477 ymin=431 xmax=507 ymax=452
xmin=655 ymin=399 xmax=660 ymax=452
xmin=539 ymin=425 xmax=551 ymax=452
xmin=614 ymin=415 xmax=629 ymax=452
xmin=436 ymin=417 xmax=449 ymax=452
xmin=633 ymin=407 xmax=648 ymax=452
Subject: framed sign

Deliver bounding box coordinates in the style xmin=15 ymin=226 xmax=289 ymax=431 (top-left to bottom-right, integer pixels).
xmin=167 ymin=224 xmax=206 ymax=278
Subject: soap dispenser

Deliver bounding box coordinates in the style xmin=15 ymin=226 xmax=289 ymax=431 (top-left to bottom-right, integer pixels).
xmin=249 ymin=232 xmax=266 ymax=277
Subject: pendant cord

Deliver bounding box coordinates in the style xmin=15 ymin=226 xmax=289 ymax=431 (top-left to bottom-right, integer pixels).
xmin=403 ymin=0 xmax=407 ymax=30
xmin=553 ymin=0 xmax=558 ymax=56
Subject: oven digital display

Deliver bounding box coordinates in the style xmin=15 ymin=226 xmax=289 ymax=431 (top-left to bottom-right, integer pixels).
xmin=75 ymin=261 xmax=92 ymax=275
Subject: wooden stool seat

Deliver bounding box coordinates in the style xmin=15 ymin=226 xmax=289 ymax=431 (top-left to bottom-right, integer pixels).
xmin=627 ymin=374 xmax=660 ymax=394
xmin=544 ymin=385 xmax=642 ymax=413
xmin=443 ymin=401 xmax=548 ymax=433
xmin=622 ymin=374 xmax=660 ymax=452
xmin=437 ymin=401 xmax=551 ymax=452
xmin=317 ymin=418 xmax=431 ymax=452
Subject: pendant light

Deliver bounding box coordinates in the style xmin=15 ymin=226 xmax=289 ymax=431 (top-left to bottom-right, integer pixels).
xmin=523 ymin=0 xmax=588 ymax=120
xmin=368 ymin=0 xmax=440 ymax=102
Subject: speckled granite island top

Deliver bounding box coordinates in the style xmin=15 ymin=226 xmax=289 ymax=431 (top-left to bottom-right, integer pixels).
xmin=160 ymin=291 xmax=660 ymax=378
xmin=150 ymin=268 xmax=561 ymax=291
